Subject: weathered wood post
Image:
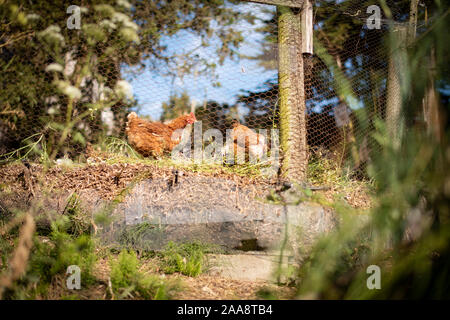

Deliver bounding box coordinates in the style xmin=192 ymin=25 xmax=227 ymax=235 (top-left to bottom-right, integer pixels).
xmin=407 ymin=0 xmax=419 ymax=42
xmin=386 ymin=0 xmax=421 ymax=148
xmin=278 ymin=5 xmax=307 ymax=182
xmin=418 ymin=3 xmax=442 ymax=142
xmin=301 ymin=0 xmax=313 ymax=56
xmin=244 ymin=0 xmax=310 ymax=182
xmin=423 ymin=46 xmax=441 ymax=142
xmin=386 ymin=25 xmax=407 ymax=148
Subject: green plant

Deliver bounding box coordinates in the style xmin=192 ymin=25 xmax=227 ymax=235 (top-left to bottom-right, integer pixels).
xmin=118 ymin=222 xmax=166 ymax=251
xmin=269 ymin=1 xmax=450 ymax=300
xmin=256 ymin=287 xmax=280 ymax=300
xmin=159 ymin=242 xmax=210 ymax=277
xmin=307 ymin=152 xmax=345 ymax=185
xmin=2 ymin=215 xmax=97 ymax=299
xmin=0 ymin=133 xmax=45 ymax=164
xmin=102 ymin=137 xmax=141 ymax=159
xmin=38 ymin=217 xmax=95 ymax=282
xmin=62 ymin=192 xmax=92 ymax=237
xmin=296 ymin=126 xmax=449 ymax=299
xmin=110 ymin=250 xmax=176 ymax=299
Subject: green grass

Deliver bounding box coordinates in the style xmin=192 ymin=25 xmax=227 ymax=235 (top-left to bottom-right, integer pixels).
xmin=118 ymin=222 xmax=166 ymax=252
xmin=105 ymin=154 xmax=272 ymax=179
xmin=307 ymin=150 xmax=353 ymax=186
xmin=306 ymin=151 xmax=375 ymax=205
xmin=158 ymin=241 xmax=218 ymax=277
xmin=110 ymin=250 xmax=178 ymax=299
xmin=95 ymin=137 xmax=376 ymax=188
xmin=103 ymin=137 xmax=141 ymax=159
xmin=62 ymin=192 xmax=92 ymax=237
xmin=114 ymin=221 xmax=221 ymax=278
xmin=1 ymin=215 xmax=97 ymax=299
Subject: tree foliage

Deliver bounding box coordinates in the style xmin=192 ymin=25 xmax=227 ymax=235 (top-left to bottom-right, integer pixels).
xmin=0 ymin=0 xmax=254 ymax=159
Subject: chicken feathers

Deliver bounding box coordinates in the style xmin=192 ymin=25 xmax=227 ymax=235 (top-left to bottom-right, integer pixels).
xmin=125 ymin=112 xmax=196 ymax=158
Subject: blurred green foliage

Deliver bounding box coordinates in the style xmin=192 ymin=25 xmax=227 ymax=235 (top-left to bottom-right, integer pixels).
xmin=2 ymin=216 xmax=97 ymax=299
xmin=292 ymin=0 xmax=450 ymax=299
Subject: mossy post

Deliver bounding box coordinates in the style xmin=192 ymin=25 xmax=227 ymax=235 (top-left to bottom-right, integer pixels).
xmin=242 ymin=0 xmax=308 ymax=182
xmin=386 ymin=25 xmax=407 ymax=149
xmin=386 ymin=0 xmax=419 ymax=148
xmin=277 ymin=5 xmax=307 ymax=182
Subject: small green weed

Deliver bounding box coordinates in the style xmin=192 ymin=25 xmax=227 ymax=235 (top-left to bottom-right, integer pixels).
xmin=2 ymin=216 xmax=97 ymax=299
xmin=62 ymin=192 xmax=92 ymax=237
xmin=118 ymin=222 xmax=166 ymax=251
xmin=159 ymin=242 xmax=211 ymax=277
xmin=110 ymin=250 xmax=177 ymax=299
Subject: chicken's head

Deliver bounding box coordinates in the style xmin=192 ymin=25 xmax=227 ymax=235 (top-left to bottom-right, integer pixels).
xmin=127 ymin=112 xmax=138 ymax=120
xmin=187 ymin=112 xmax=197 ymax=124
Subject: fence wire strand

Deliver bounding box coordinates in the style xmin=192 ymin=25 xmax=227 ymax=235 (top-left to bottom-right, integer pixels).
xmin=0 ymin=0 xmax=427 ymax=172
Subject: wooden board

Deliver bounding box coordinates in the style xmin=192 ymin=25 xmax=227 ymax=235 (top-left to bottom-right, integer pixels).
xmin=242 ymin=0 xmax=304 ymax=8
xmin=301 ymin=0 xmax=313 ymax=54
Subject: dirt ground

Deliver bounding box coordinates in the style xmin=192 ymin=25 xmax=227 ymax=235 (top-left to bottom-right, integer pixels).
xmin=47 ymin=274 xmax=295 ymax=300
xmin=172 ymin=274 xmax=295 ymax=300
xmin=0 ymin=161 xmax=370 ymax=300
xmin=43 ymin=256 xmax=295 ymax=300
xmin=0 ymin=162 xmax=273 ymax=201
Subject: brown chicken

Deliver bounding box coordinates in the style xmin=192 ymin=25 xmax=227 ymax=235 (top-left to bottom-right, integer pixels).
xmin=224 ymin=121 xmax=267 ymax=162
xmin=125 ymin=112 xmax=196 ymax=158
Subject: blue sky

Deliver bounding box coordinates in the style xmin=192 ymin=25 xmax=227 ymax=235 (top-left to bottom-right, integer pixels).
xmin=122 ymin=2 xmax=277 ymax=120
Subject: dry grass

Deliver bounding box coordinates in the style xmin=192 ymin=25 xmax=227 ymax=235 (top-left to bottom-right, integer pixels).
xmin=0 ymin=160 xmax=275 ymax=202
xmin=172 ymin=274 xmax=295 ymax=300
xmin=0 ymin=214 xmax=35 ymax=298
xmin=41 ymin=254 xmax=293 ymax=300
xmin=0 ymin=151 xmax=373 ymax=210
xmin=307 ymin=151 xmax=374 ymax=210
xmin=0 ymin=148 xmax=373 ymax=300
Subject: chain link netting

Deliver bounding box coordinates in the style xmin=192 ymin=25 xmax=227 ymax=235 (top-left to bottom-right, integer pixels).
xmin=0 ymin=0 xmax=430 ymax=173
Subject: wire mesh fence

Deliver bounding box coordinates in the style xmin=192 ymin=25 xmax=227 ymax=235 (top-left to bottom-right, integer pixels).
xmin=0 ymin=0 xmax=448 ymax=300
xmin=0 ymin=0 xmax=430 ymax=175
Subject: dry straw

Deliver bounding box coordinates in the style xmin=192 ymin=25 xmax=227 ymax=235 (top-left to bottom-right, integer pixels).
xmin=0 ymin=214 xmax=35 ymax=299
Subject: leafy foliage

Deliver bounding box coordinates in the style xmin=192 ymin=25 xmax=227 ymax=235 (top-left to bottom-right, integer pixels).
xmin=160 ymin=91 xmax=192 ymax=122
xmin=2 ymin=216 xmax=97 ymax=299
xmin=290 ymin=1 xmax=450 ymax=299
xmin=110 ymin=249 xmax=176 ymax=299
xmin=0 ymin=0 xmax=255 ymax=160
xmin=159 ymin=241 xmax=209 ymax=277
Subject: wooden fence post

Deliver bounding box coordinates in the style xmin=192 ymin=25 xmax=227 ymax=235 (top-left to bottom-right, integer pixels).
xmin=386 ymin=25 xmax=407 ymax=148
xmin=241 ymin=0 xmax=308 ymax=182
xmin=277 ymin=5 xmax=307 ymax=182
